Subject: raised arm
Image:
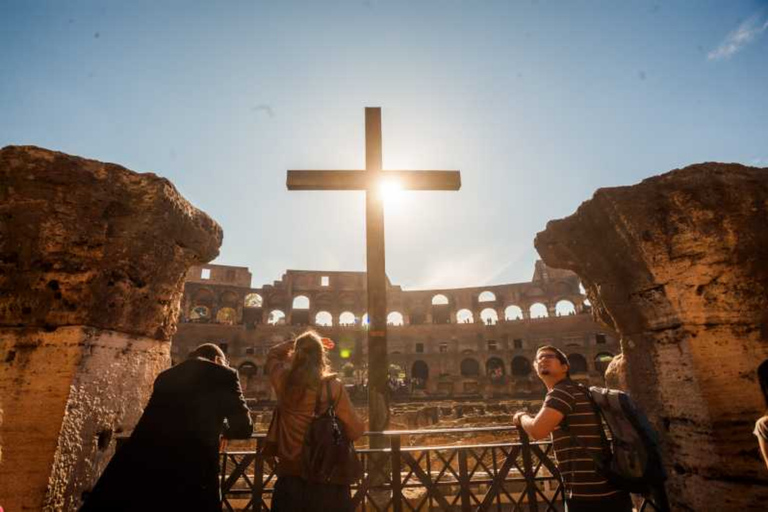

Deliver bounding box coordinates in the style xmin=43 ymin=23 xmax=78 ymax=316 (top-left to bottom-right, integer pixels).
xmin=265 ymin=340 xmax=294 ymax=395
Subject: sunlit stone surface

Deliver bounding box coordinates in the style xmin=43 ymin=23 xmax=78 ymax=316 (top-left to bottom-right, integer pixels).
xmin=0 ymin=146 xmax=222 ymax=510
xmin=535 ymin=162 xmax=768 ymax=511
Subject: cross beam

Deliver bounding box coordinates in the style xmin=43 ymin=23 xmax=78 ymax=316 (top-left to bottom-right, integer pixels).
xmin=286 ymin=108 xmax=460 ymax=447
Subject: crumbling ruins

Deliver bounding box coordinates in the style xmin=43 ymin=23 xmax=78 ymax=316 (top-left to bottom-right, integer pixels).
xmin=1 ymin=147 xmax=766 ymax=511
xmin=171 ymin=261 xmax=620 ymax=399
xmin=535 ymin=162 xmax=768 ymax=512
xmin=0 ymin=146 xmax=221 ymax=511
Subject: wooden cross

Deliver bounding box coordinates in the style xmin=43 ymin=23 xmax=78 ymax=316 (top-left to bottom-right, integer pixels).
xmin=287 ymin=107 xmax=460 ymax=443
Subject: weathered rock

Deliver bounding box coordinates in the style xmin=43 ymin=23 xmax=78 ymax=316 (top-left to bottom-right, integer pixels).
xmin=0 ymin=146 xmax=222 ymax=511
xmin=535 ymin=163 xmax=768 ymax=511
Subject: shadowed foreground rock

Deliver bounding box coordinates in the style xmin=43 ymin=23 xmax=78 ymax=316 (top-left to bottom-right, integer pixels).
xmin=535 ymin=163 xmax=768 ymax=511
xmin=0 ymin=146 xmax=222 ymax=511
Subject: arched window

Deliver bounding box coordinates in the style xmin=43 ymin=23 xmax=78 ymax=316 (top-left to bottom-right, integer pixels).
xmin=511 ymin=356 xmax=532 ymax=376
xmin=568 ymin=353 xmax=588 ymax=374
xmin=456 ymin=309 xmax=474 ymax=323
xmin=594 ymin=353 xmax=615 ymax=374
xmin=293 ymin=295 xmax=310 ymax=310
xmin=193 ymin=288 xmax=214 ymax=306
xmin=431 ymin=294 xmax=449 ymax=305
xmin=530 ymin=303 xmax=549 ymax=319
xmin=486 ymin=357 xmax=506 ymax=382
xmin=478 ymin=291 xmax=496 ymax=303
xmin=190 ymin=305 xmax=210 ymax=320
xmin=387 ymin=311 xmax=404 ymax=326
xmin=412 ymin=360 xmax=429 ymax=389
xmin=220 ymin=291 xmax=239 ymax=307
xmin=504 ymin=305 xmax=523 ymax=321
xmin=339 ymin=311 xmax=356 ymax=326
xmin=315 ymin=311 xmax=333 ymax=326
xmin=460 ymin=358 xmax=480 ymax=377
xmin=268 ymin=309 xmax=286 ymax=325
xmin=556 ymin=299 xmax=576 ymax=316
xmin=238 ymin=361 xmax=258 ymax=376
xmin=244 ymin=293 xmax=263 ymax=308
xmin=216 ymin=307 xmax=237 ymax=325
xmin=480 ymin=308 xmax=498 ymax=325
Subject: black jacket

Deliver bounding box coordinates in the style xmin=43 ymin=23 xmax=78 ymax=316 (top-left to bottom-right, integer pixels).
xmin=80 ymin=358 xmax=253 ymax=512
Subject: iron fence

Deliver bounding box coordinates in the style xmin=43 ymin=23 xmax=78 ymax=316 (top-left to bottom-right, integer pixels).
xmin=220 ymin=426 xmax=564 ymax=511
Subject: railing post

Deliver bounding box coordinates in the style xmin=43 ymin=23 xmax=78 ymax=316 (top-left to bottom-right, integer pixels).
xmin=458 ymin=448 xmax=471 ymax=512
xmin=391 ymin=435 xmax=402 ymax=512
xmin=254 ymin=437 xmax=265 ymax=512
xmin=519 ymin=429 xmax=539 ymax=512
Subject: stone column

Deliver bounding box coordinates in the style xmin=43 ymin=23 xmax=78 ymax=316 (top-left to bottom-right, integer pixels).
xmin=0 ymin=146 xmax=222 ymax=511
xmin=535 ymin=162 xmax=768 ymax=512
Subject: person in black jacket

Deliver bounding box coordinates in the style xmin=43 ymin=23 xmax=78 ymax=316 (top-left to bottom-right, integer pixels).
xmin=80 ymin=343 xmax=253 ymax=512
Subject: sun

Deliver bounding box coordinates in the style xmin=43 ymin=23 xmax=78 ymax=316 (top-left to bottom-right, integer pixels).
xmin=378 ymin=177 xmax=403 ymax=204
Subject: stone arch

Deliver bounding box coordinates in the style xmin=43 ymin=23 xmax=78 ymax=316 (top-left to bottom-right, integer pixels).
xmin=460 ymin=358 xmax=480 ymax=377
xmin=480 ymin=308 xmax=498 ymax=325
xmin=387 ymin=311 xmax=404 ymax=326
xmin=411 ymin=360 xmax=429 ymax=389
xmin=431 ymin=294 xmax=449 ymax=305
xmin=339 ymin=311 xmax=356 ymax=326
xmin=568 ymin=353 xmax=588 ymax=374
xmin=238 ymin=361 xmax=259 ymax=392
xmin=555 ymin=299 xmax=576 ymax=316
xmin=486 ymin=357 xmax=506 ymax=382
xmin=530 ymin=302 xmax=549 ymax=319
xmin=456 ymin=308 xmax=474 ymax=323
xmin=219 ymin=291 xmax=239 ymax=308
xmin=267 ymin=309 xmax=286 ymax=325
xmin=292 ymin=295 xmax=310 ymax=309
xmin=192 ymin=287 xmax=214 ymax=306
xmin=478 ymin=290 xmax=496 ymax=303
xmin=190 ymin=304 xmax=211 ymax=320
xmin=315 ymin=311 xmax=333 ymax=326
xmin=244 ymin=292 xmax=263 ymax=308
xmin=504 ymin=305 xmax=523 ymax=321
xmin=511 ymin=356 xmax=532 ymax=376
xmin=594 ymin=352 xmax=615 ymax=374
xmin=216 ymin=307 xmax=236 ymax=325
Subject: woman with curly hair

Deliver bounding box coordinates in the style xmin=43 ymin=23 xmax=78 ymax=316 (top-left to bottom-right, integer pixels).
xmin=266 ymin=330 xmax=365 ymax=511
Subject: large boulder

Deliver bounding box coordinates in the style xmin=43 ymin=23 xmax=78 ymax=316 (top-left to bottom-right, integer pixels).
xmin=0 ymin=146 xmax=222 ymax=510
xmin=535 ymin=163 xmax=768 ymax=511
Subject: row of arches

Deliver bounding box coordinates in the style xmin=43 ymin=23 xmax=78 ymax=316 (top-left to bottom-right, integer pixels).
xmin=408 ymin=352 xmax=614 ymax=380
xmin=234 ymin=352 xmax=615 ymax=389
xmin=261 ymin=301 xmax=578 ymax=326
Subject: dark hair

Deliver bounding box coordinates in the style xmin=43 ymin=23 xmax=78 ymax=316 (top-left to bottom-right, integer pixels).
xmin=188 ymin=343 xmax=225 ymax=362
xmin=758 ymin=359 xmax=768 ymax=409
xmin=536 ymin=345 xmax=571 ymax=377
xmin=285 ymin=331 xmax=333 ymax=401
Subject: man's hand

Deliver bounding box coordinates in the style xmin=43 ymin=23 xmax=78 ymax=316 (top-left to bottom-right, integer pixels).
xmin=513 ymin=411 xmax=529 ymax=428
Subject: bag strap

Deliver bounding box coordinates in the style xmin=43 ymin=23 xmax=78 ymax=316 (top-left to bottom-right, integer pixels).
xmin=312 ymin=378 xmax=341 ymax=417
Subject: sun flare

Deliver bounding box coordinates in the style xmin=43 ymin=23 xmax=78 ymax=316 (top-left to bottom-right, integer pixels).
xmin=378 ymin=177 xmax=403 ymax=203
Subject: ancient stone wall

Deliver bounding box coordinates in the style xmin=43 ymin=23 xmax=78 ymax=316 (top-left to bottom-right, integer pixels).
xmin=535 ymin=163 xmax=768 ymax=511
xmin=0 ymin=146 xmax=221 ymax=511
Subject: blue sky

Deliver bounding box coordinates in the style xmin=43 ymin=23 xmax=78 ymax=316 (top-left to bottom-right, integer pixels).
xmin=2 ymin=0 xmax=767 ymax=289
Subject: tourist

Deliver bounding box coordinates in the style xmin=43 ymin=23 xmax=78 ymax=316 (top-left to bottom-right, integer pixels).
xmin=80 ymin=343 xmax=253 ymax=512
xmin=512 ymin=346 xmax=632 ymax=512
xmin=755 ymin=359 xmax=768 ymax=470
xmin=266 ymin=331 xmax=365 ymax=512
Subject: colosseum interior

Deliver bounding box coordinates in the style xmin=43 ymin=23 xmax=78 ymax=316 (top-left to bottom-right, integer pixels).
xmin=172 ymin=260 xmax=620 ymax=403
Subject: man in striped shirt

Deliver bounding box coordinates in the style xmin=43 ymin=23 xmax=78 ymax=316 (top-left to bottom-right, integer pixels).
xmin=513 ymin=346 xmax=633 ymax=512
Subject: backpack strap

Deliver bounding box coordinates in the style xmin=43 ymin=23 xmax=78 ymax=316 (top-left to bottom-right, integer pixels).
xmin=325 ymin=379 xmax=340 ymax=415
xmin=560 ymin=383 xmax=611 ymax=472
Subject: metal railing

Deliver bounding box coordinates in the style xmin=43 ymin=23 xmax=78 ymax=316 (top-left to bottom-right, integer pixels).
xmin=220 ymin=426 xmax=564 ymax=511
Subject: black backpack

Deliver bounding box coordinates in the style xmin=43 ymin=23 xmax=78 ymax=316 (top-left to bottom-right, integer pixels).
xmin=562 ymin=384 xmax=669 ymax=511
xmin=301 ymin=379 xmax=362 ymax=485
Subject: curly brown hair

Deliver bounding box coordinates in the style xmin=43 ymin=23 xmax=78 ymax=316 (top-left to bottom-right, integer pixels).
xmin=284 ymin=330 xmax=335 ymax=401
